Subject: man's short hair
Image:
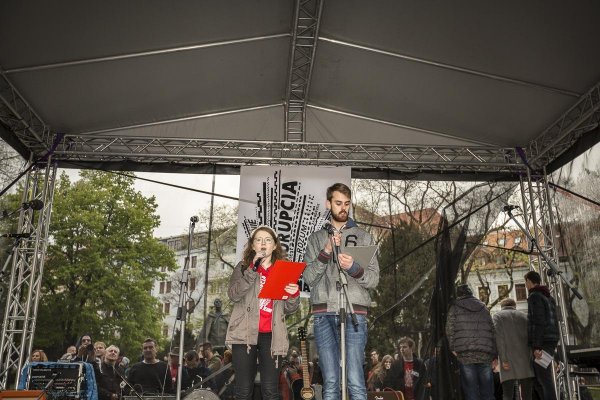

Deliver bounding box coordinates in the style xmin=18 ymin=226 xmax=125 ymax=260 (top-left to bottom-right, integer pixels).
xmin=201 ymin=342 xmax=213 ymax=352
xmin=500 ymin=298 xmax=517 ymax=308
xmin=185 ymin=350 xmax=199 ymax=361
xmin=370 ymin=349 xmax=379 ymax=355
xmin=106 ymin=344 xmax=120 ymax=354
xmin=94 ymin=341 xmax=106 ymax=348
xmin=524 ymin=270 xmax=541 ymax=285
xmin=143 ymin=338 xmax=157 ymax=346
xmin=398 ymin=337 xmax=415 ymax=348
xmin=326 ymin=183 xmax=351 ymax=201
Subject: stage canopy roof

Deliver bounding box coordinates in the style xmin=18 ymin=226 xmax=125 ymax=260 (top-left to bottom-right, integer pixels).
xmin=1 ymin=1 xmax=599 ymax=179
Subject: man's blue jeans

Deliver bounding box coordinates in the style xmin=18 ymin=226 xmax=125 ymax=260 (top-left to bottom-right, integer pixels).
xmin=459 ymin=362 xmax=494 ymax=400
xmin=314 ymin=313 xmax=368 ymax=400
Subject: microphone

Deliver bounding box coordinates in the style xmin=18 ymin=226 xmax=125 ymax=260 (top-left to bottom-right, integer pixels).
xmin=323 ymin=222 xmax=335 ymax=235
xmin=503 ymin=205 xmax=520 ymax=212
xmin=23 ymin=200 xmax=44 ymax=210
xmin=252 ymin=257 xmax=263 ymax=272
xmin=0 ymin=233 xmax=31 ymax=238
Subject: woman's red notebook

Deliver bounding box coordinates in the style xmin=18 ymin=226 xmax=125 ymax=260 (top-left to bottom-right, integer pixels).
xmin=258 ymin=260 xmax=306 ymax=299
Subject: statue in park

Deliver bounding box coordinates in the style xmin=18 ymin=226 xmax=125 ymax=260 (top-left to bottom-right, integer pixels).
xmin=198 ymin=298 xmax=229 ymax=347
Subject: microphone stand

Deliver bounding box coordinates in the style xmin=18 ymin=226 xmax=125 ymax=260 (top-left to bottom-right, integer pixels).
xmin=175 ymin=216 xmax=198 ymax=400
xmin=505 ymin=207 xmax=582 ymax=400
xmin=504 ymin=208 xmax=582 ymax=299
xmin=113 ymin=365 xmax=143 ymax=400
xmin=328 ymin=228 xmax=358 ymax=400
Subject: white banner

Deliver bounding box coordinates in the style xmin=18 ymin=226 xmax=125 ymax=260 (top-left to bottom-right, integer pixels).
xmin=236 ymin=166 xmax=351 ymax=290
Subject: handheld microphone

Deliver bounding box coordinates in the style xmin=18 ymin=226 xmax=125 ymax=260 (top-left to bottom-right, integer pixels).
xmin=252 ymin=257 xmax=263 ymax=272
xmin=323 ymin=222 xmax=335 ymax=235
xmin=503 ymin=205 xmax=520 ymax=212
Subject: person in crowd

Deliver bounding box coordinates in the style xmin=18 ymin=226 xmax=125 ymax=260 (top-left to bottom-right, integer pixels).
xmin=184 ymin=350 xmax=210 ymax=390
xmin=446 ymin=284 xmax=496 ymax=400
xmin=226 ymin=225 xmax=300 ymax=400
xmin=201 ymin=342 xmax=222 ymax=374
xmin=217 ymin=349 xmax=235 ymax=399
xmin=127 ymin=338 xmax=173 ymax=395
xmin=383 ymin=337 xmax=427 ymax=400
xmin=525 ymin=271 xmax=560 ymax=400
xmin=75 ymin=334 xmax=94 ymax=362
xmin=60 ymin=345 xmax=78 ymax=362
xmin=167 ymin=348 xmax=190 ymax=391
xmin=97 ymin=345 xmax=124 ymax=400
xmin=303 ymin=183 xmax=380 ymax=400
xmin=30 ymin=350 xmax=48 ymax=362
xmin=95 ymin=341 xmax=106 ymax=360
xmin=493 ymin=297 xmax=535 ymax=400
xmin=367 ymin=354 xmax=393 ymax=392
xmin=366 ymin=349 xmax=380 ymax=383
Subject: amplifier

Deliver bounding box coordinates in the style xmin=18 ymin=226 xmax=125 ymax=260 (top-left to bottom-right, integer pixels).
xmin=27 ymin=362 xmax=84 ymax=399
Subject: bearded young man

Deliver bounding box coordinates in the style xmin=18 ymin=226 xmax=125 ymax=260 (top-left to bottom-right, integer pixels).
xmin=303 ymin=183 xmax=380 ymax=400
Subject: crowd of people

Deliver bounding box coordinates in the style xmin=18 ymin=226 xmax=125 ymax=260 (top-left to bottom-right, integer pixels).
xmin=22 ymin=183 xmax=581 ymax=400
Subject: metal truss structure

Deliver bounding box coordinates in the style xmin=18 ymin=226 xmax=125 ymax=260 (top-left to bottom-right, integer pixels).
xmin=0 ymin=161 xmax=57 ymax=389
xmin=284 ymin=0 xmax=323 ymax=142
xmin=528 ymin=81 xmax=600 ymax=170
xmin=0 ymin=73 xmax=51 ymax=154
xmin=519 ymin=169 xmax=573 ymax=399
xmin=54 ymin=135 xmax=526 ymax=173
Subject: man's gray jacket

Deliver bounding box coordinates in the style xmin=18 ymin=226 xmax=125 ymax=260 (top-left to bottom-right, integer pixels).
xmin=303 ymin=218 xmax=379 ymax=314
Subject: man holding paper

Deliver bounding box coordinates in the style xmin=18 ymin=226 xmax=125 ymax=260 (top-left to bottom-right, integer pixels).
xmin=525 ymin=270 xmax=560 ymax=400
xmin=303 ymin=183 xmax=380 ymax=400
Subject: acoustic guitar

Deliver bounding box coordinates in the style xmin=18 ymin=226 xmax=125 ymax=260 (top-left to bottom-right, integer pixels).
xmin=292 ymin=327 xmax=315 ymax=400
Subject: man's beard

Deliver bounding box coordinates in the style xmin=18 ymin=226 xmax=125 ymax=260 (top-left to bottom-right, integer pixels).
xmin=331 ymin=210 xmax=348 ymax=223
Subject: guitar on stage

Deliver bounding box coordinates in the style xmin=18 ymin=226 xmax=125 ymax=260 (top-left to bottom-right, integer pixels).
xmin=292 ymin=327 xmax=315 ymax=400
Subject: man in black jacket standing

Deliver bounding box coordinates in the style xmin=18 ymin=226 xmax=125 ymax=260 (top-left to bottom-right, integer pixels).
xmin=98 ymin=345 xmax=124 ymax=400
xmin=525 ymin=271 xmax=560 ymax=400
xmin=383 ymin=337 xmax=426 ymax=400
xmin=446 ymin=284 xmax=496 ymax=400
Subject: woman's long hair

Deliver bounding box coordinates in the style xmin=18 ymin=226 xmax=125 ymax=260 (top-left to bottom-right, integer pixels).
xmin=241 ymin=226 xmax=287 ymax=270
xmin=367 ymin=354 xmax=394 ymax=390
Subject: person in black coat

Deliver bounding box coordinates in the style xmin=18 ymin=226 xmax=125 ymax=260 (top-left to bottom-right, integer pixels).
xmin=383 ymin=337 xmax=427 ymax=400
xmin=525 ymin=271 xmax=560 ymax=400
xmin=98 ymin=345 xmax=125 ymax=400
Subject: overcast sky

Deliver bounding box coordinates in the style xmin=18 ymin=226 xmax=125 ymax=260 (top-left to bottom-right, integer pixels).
xmin=62 ymin=169 xmax=241 ymax=239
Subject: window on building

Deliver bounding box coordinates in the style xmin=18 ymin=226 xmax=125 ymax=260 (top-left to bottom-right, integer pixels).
xmin=159 ymin=282 xmax=165 ymax=294
xmin=162 ymin=325 xmax=169 ymax=337
xmin=190 ymin=277 xmax=196 ymax=291
xmin=168 ymin=239 xmax=181 ymax=250
xmin=161 ymin=266 xmax=167 ymax=272
xmin=516 ymin=283 xmax=527 ymax=301
xmin=498 ymin=238 xmax=506 ymax=246
xmin=498 ymin=284 xmax=509 ymax=299
xmin=478 ymin=287 xmax=489 ymax=304
xmin=163 ymin=303 xmax=170 ymax=314
xmin=166 ymin=281 xmax=172 ymax=293
xmin=191 ymin=256 xmax=197 ymax=268
xmin=514 ymin=237 xmax=522 ymax=245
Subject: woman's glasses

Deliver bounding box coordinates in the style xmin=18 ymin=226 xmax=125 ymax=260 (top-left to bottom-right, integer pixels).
xmin=253 ymin=237 xmax=274 ymax=244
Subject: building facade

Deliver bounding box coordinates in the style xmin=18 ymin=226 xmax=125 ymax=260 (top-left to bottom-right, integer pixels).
xmin=155 ymin=231 xmax=236 ymax=338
